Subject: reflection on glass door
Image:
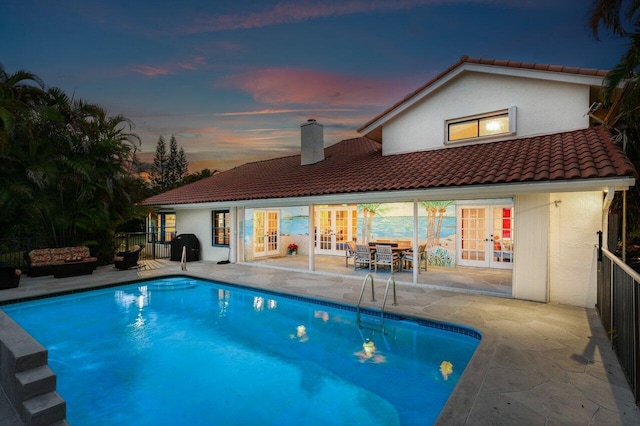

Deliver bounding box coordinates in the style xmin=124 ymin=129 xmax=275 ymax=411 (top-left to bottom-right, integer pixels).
xmin=253 ymin=210 xmax=280 ymax=257
xmin=491 ymin=206 xmax=514 ymax=269
xmin=457 ymin=205 xmax=513 ymax=269
xmin=315 ymin=206 xmax=357 ymax=255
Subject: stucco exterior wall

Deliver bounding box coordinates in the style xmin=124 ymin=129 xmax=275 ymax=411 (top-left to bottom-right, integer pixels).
xmin=176 ymin=209 xmax=231 ymax=263
xmin=548 ymin=191 xmax=602 ymax=307
xmin=382 ymin=72 xmax=590 ymax=155
xmin=513 ymin=193 xmax=550 ymax=303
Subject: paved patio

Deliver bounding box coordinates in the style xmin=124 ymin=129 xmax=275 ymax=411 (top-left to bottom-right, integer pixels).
xmin=1 ymin=260 xmax=639 ymax=425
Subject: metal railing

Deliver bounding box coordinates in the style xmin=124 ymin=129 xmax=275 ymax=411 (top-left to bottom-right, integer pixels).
xmin=596 ymin=245 xmax=640 ymax=405
xmin=0 ymin=236 xmax=51 ymax=270
xmin=113 ymin=232 xmax=174 ymax=261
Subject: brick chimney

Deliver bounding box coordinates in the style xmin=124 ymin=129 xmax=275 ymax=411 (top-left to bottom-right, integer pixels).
xmin=300 ymin=119 xmax=324 ymax=165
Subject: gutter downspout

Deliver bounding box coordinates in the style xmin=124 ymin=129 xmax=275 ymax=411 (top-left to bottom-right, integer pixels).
xmin=623 ymin=190 xmax=627 ymax=263
xmin=602 ymin=187 xmax=615 ymax=251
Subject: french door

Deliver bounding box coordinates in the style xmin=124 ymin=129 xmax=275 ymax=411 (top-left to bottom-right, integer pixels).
xmin=253 ymin=210 xmax=280 ymax=257
xmin=457 ymin=205 xmax=514 ymax=269
xmin=315 ymin=206 xmax=357 ymax=255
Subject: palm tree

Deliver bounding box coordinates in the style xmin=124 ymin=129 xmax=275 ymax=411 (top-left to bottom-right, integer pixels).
xmin=420 ymin=202 xmax=439 ymax=247
xmin=357 ymin=203 xmax=386 ymax=243
xmin=0 ymin=65 xmax=45 ymax=151
xmin=0 ymin=67 xmax=145 ymax=253
xmin=590 ymin=0 xmax=640 ymax=242
xmin=433 ymin=201 xmax=454 ymax=245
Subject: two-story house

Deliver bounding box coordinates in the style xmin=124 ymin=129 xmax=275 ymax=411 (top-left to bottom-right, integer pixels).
xmin=142 ymin=56 xmax=636 ymax=308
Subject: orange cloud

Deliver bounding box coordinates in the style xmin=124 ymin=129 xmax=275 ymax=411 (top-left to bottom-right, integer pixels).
xmin=219 ymin=68 xmax=414 ymax=107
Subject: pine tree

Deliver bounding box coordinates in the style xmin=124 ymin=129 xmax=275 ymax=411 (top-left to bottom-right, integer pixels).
xmin=168 ymin=135 xmax=179 ymax=185
xmin=177 ymin=147 xmax=188 ymax=182
xmin=152 ymin=136 xmax=168 ymax=189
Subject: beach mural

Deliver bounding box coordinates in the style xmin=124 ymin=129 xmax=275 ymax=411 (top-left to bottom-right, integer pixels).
xmin=243 ymin=203 xmax=457 ymax=267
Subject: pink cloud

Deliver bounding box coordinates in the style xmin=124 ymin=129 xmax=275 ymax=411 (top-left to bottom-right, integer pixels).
xmin=218 ymin=68 xmax=415 ymax=107
xmin=184 ymin=0 xmax=483 ymax=33
xmin=130 ymin=65 xmax=173 ymax=77
xmin=130 ymin=56 xmax=207 ymax=77
xmin=213 ymin=108 xmax=358 ymax=117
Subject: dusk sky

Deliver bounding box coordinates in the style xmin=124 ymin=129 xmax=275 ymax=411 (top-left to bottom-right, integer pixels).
xmin=2 ymin=0 xmax=629 ymax=172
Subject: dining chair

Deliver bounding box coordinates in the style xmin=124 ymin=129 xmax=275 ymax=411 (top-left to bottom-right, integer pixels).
xmin=403 ymin=244 xmax=427 ymax=273
xmin=354 ymin=244 xmax=373 ymax=271
xmin=374 ymin=245 xmax=400 ymax=272
xmin=345 ymin=241 xmax=357 ymax=267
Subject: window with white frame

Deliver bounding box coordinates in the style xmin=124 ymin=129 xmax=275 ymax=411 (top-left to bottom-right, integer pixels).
xmin=447 ymin=107 xmax=516 ymax=142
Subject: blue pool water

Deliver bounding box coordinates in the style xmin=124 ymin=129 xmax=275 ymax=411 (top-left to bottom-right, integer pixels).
xmin=2 ymin=277 xmax=480 ymax=425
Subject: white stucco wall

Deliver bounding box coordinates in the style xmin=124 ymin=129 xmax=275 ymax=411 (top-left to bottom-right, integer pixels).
xmin=513 ymin=193 xmax=550 ymax=303
xmin=176 ymin=209 xmax=231 ymax=263
xmin=548 ymin=191 xmax=602 ymax=307
xmin=382 ymin=72 xmax=590 ymax=155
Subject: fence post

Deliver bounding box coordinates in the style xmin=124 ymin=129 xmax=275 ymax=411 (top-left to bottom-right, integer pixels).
xmin=597 ymin=230 xmax=603 ymax=262
xmin=152 ymin=232 xmax=157 ymax=260
xmin=635 ymin=280 xmax=640 ymax=404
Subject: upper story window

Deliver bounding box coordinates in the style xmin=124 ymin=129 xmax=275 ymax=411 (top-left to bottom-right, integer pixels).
xmin=447 ymin=107 xmax=516 ymax=143
xmin=212 ymin=210 xmax=230 ymax=246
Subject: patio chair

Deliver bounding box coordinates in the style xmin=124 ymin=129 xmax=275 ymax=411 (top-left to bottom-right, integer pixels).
xmin=113 ymin=245 xmax=144 ymax=270
xmin=354 ymin=244 xmax=373 ymax=271
xmin=0 ymin=263 xmax=21 ymax=290
xmin=345 ymin=241 xmax=357 ymax=267
xmin=403 ymin=244 xmax=427 ymax=273
xmin=375 ymin=245 xmax=400 ymax=273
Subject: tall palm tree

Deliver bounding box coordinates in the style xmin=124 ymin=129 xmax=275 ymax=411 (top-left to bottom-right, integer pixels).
xmin=0 ymin=65 xmax=45 ymax=151
xmin=1 ymin=69 xmax=144 ymax=250
xmin=590 ymin=0 xmax=640 ymax=241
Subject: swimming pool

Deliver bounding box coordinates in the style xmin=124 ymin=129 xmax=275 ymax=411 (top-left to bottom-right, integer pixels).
xmin=2 ymin=276 xmax=480 ymax=425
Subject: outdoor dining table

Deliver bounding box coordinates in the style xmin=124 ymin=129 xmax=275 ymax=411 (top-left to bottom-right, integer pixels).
xmin=368 ymin=243 xmax=412 ymax=271
xmin=368 ymin=242 xmax=412 ymax=252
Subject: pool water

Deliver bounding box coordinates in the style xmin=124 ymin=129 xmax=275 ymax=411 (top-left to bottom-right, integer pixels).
xmin=3 ymin=277 xmax=480 ymax=425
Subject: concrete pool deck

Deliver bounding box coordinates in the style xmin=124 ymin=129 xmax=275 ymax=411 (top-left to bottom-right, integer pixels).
xmin=1 ymin=260 xmax=639 ymax=425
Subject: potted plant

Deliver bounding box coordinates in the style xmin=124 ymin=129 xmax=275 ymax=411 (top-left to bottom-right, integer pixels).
xmin=287 ymin=243 xmax=298 ymax=255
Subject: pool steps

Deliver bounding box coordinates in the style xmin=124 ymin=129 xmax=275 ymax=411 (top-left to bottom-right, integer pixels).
xmin=0 ymin=311 xmax=67 ymax=425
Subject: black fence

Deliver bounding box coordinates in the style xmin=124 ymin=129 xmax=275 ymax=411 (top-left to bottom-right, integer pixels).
xmin=0 ymin=232 xmax=176 ymax=271
xmin=596 ymin=246 xmax=640 ymax=405
xmin=113 ymin=232 xmax=174 ymax=261
xmin=0 ymin=236 xmax=51 ymax=270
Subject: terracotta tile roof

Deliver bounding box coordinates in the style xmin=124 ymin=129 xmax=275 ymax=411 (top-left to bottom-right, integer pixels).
xmin=358 ymin=55 xmax=609 ymax=133
xmin=142 ymin=126 xmax=635 ymax=206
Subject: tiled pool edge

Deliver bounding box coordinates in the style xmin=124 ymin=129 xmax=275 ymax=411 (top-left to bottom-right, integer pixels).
xmin=0 ymin=311 xmax=66 ymax=426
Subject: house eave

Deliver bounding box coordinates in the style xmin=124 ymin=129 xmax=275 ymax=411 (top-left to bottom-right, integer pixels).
xmin=148 ymin=177 xmax=635 ymax=210
xmin=359 ymin=62 xmax=607 ymax=136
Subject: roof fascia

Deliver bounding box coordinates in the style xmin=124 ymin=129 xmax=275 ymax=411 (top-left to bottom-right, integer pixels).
xmin=359 ymin=63 xmax=605 ymax=136
xmin=151 ymin=177 xmax=634 ymax=210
